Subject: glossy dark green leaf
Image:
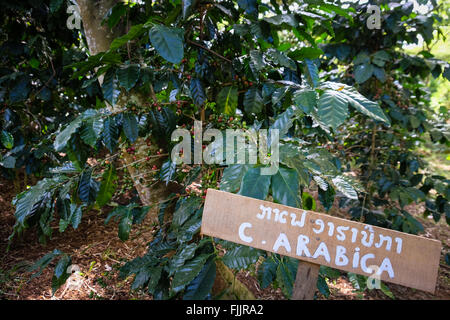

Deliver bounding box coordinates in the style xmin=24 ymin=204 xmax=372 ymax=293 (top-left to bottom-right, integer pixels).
xmin=354 ymin=52 xmax=370 ymax=65
xmin=317 ymin=89 xmax=348 ymax=130
xmin=237 ymin=0 xmax=258 ymax=17
xmin=78 ymin=168 xmax=98 ymax=203
xmin=243 ymin=87 xmax=263 ymax=114
xmin=293 ymin=89 xmax=317 ymax=114
xmin=271 ymin=106 xmax=298 ymax=138
xmin=263 ymin=14 xmax=299 ymax=27
xmin=281 ymin=156 xmax=310 ymax=187
xmin=96 ymin=165 xmax=118 ymax=207
xmin=9 ymin=77 xmax=30 ymax=103
xmin=160 ymin=159 xmax=176 ymax=186
xmin=189 ymin=78 xmax=206 ymax=106
xmin=52 ymin=268 xmax=71 ymax=293
xmin=149 ymin=25 xmax=184 ymax=64
xmin=222 ymin=245 xmax=261 ymax=270
xmin=322 ymin=82 xmax=390 ymax=126
xmin=170 ymin=243 xmax=198 ymax=272
xmin=172 ymin=197 xmax=202 ymax=228
xmin=372 ymin=50 xmax=391 ymax=67
xmin=178 ymin=213 xmax=202 ymax=243
xmin=102 ymin=68 xmax=120 ymax=106
xmin=332 ymin=176 xmax=358 ymax=199
xmin=28 ymin=249 xmax=62 ymax=278
xmin=171 ymin=253 xmax=211 ymax=293
xmin=54 ymin=254 xmax=71 ymax=279
xmin=271 ymin=86 xmax=290 ymax=106
xmin=249 ymin=50 xmax=266 ymax=73
xmin=217 ymin=86 xmax=238 ymax=116
xmin=183 ymin=258 xmax=216 ymax=300
xmin=118 ymin=210 xmax=133 ymax=241
xmin=0 ymin=155 xmax=15 ymax=168
xmin=14 ymin=177 xmax=67 ymax=226
xmin=238 ymin=167 xmax=271 ymax=200
xmin=131 ymin=269 xmax=150 ymax=290
xmin=117 ymin=64 xmax=140 ymax=91
xmin=220 ymin=164 xmax=250 ymax=193
xmin=318 ymin=184 xmax=335 ymax=212
xmin=276 ymin=257 xmax=297 ymax=298
xmin=123 ymin=112 xmax=139 ymax=143
xmin=313 ymin=175 xmax=328 ymax=191
xmin=266 ymin=49 xmax=296 ymax=70
xmin=110 ymin=24 xmax=144 ymax=51
xmin=102 ymin=116 xmax=119 ymax=152
xmin=59 ymin=203 xmax=82 ymax=232
xmin=107 ymin=3 xmax=126 ymax=29
xmin=373 ymin=66 xmax=386 ymax=83
xmin=70 ymin=205 xmax=82 ymax=229
xmin=54 ymin=117 xmax=83 ymax=152
xmin=317 ymin=276 xmax=330 ymax=298
xmin=148 ymin=106 xmax=177 ymax=138
xmin=354 ymin=63 xmax=374 ymax=84
xmin=304 ymin=59 xmax=320 ymax=87
xmin=80 ymin=118 xmax=103 ymax=147
xmin=258 ymin=257 xmax=278 ymax=289
xmin=409 ymin=115 xmax=421 ymax=129
xmin=271 ymin=167 xmax=300 ymax=207
xmin=347 ymin=272 xmax=366 ymax=291
xmin=319 ymin=3 xmax=353 ymax=21
xmin=148 ymin=266 xmax=163 ymax=294
xmin=104 ymin=204 xmax=131 ymax=225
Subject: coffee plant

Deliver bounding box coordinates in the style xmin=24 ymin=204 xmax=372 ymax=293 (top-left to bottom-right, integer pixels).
xmin=319 ymin=0 xmax=450 ymax=230
xmin=1 ymin=0 xmax=448 ymax=299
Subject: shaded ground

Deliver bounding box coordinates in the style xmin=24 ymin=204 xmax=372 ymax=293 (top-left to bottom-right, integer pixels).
xmin=0 ymin=175 xmax=449 ymax=300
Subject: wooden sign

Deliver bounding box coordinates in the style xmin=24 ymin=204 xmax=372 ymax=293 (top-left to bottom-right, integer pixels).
xmin=201 ymin=189 xmax=442 ymax=294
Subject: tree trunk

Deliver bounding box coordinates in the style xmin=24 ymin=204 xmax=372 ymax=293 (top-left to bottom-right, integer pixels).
xmin=77 ymin=0 xmax=121 ymax=55
xmin=77 ymin=0 xmax=168 ymax=222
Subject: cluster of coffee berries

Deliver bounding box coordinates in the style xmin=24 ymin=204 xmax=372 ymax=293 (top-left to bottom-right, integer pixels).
xmin=127 ymin=103 xmax=142 ymax=114
xmin=185 ymin=182 xmax=202 ymax=196
xmin=234 ymin=74 xmax=253 ymax=88
xmin=373 ymin=88 xmax=383 ymax=100
xmin=175 ymin=100 xmax=185 ymax=115
xmin=151 ymin=102 xmax=162 ymax=111
xmin=208 ymin=113 xmax=243 ymax=129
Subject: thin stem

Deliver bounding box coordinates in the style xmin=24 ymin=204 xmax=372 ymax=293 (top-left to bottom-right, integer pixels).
xmin=187 ymin=40 xmax=232 ymax=63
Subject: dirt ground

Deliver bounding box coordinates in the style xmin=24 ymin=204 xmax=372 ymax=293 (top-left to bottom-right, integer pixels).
xmin=0 ymin=175 xmax=449 ymax=300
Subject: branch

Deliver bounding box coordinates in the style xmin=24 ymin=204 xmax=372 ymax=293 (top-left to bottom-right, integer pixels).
xmin=187 ymin=40 xmax=232 ymax=63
